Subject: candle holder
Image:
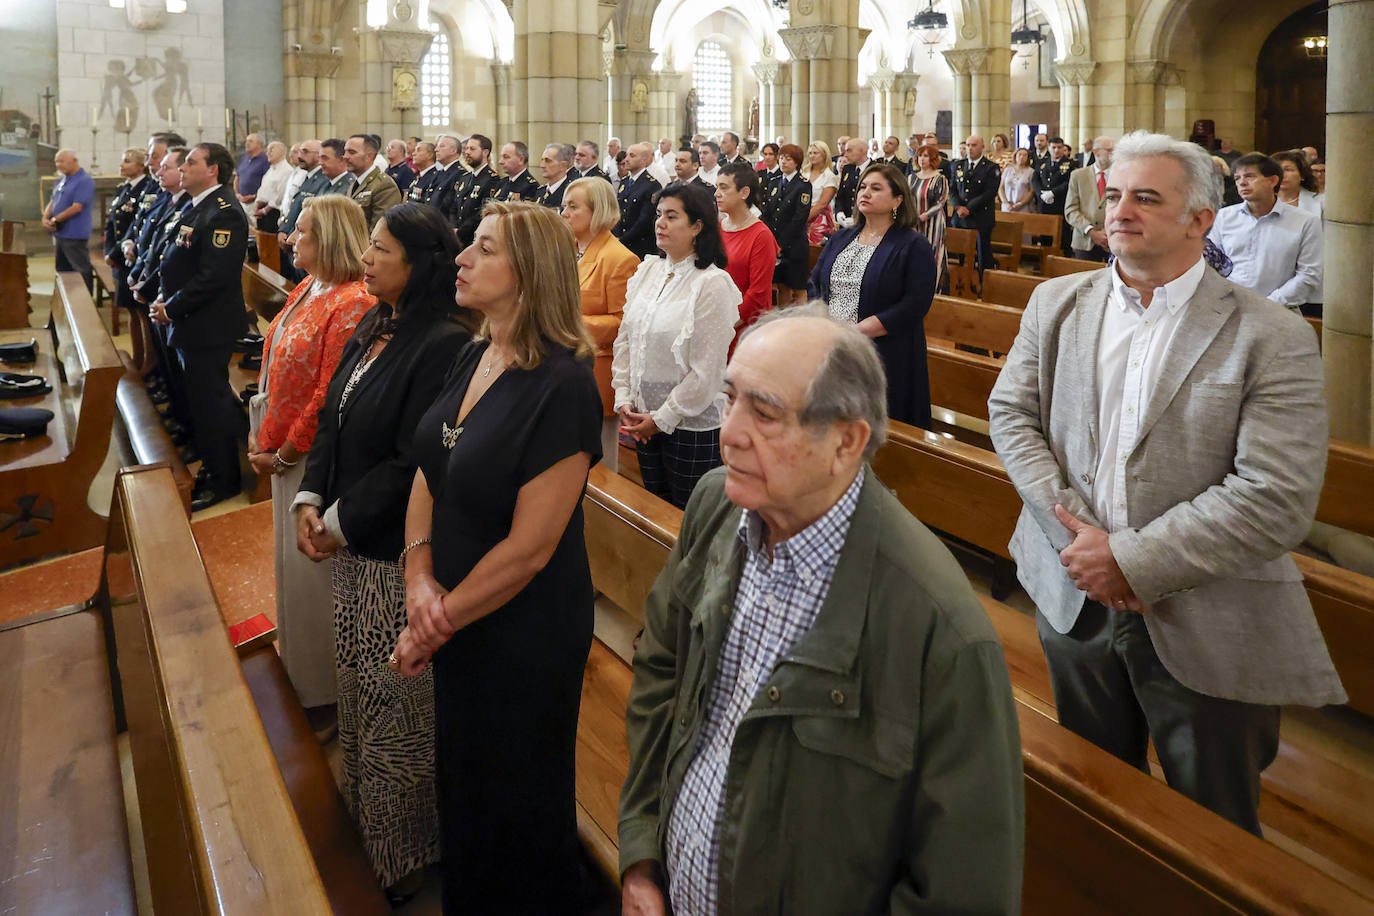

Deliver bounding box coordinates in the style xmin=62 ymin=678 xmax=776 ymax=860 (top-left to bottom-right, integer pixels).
xmin=90 ymin=125 xmax=100 ymax=172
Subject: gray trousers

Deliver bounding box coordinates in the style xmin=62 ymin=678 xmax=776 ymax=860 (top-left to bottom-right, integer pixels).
xmin=54 ymin=236 xmax=93 ymax=292
xmin=1036 ymin=601 xmax=1280 ymax=835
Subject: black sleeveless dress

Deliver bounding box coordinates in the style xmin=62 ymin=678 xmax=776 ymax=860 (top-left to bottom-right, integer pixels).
xmin=413 ymin=339 xmax=603 ymax=913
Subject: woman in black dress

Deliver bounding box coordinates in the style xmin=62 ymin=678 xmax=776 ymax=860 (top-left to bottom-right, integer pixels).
xmin=762 ymin=142 xmax=814 ymax=306
xmin=390 ymin=200 xmax=603 ymax=913
xmin=294 ymin=202 xmax=473 ymax=903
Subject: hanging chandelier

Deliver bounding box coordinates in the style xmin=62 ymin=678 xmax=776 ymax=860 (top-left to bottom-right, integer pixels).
xmin=908 ymin=0 xmax=948 ymax=58
xmin=1302 ymin=36 xmax=1327 ymax=59
xmin=1011 ymin=0 xmax=1043 ymax=50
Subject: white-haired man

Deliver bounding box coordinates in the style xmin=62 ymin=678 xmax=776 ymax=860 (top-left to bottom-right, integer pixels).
xmin=622 ymin=307 xmax=1023 ymax=915
xmin=988 ymin=130 xmax=1345 ymax=835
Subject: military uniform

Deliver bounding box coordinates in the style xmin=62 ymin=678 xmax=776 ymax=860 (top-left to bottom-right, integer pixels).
xmin=129 ymin=192 xmax=196 ymax=430
xmin=574 ymin=164 xmax=612 ymax=183
xmin=453 ymin=163 xmax=502 ymax=247
xmin=350 ymin=166 xmax=404 ymax=230
xmin=105 ymin=173 xmax=153 ymax=314
xmin=158 ymin=183 xmax=250 ymax=501
xmin=386 ymin=160 xmax=416 ymax=196
xmin=613 ymin=170 xmax=662 ymax=259
xmin=949 ymin=157 xmax=1002 ymax=274
xmin=407 ymin=165 xmax=440 ymax=204
xmin=1032 ymin=154 xmax=1075 ymax=252
xmin=763 ymin=173 xmax=813 ymax=289
xmin=833 ymin=163 xmax=862 ymax=220
xmin=493 ymin=169 xmax=541 ymax=203
xmin=536 ymin=177 xmax=570 ymax=209
xmin=429 ymin=163 xmax=467 ymax=225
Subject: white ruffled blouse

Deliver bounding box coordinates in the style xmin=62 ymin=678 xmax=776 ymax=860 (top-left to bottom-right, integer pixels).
xmin=611 ymin=254 xmax=742 ymax=433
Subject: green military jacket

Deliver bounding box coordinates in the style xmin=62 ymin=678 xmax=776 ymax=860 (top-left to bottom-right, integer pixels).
xmin=619 ymin=466 xmax=1024 ymax=914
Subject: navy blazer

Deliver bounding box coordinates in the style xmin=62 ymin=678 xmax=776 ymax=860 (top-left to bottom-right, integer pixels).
xmin=809 ymin=225 xmax=937 ymax=429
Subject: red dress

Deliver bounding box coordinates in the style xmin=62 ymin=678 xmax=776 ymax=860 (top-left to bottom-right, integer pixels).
xmin=721 ymin=219 xmax=778 ymax=348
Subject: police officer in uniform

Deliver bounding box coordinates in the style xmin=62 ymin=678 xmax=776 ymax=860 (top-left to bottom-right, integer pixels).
xmin=762 ymin=144 xmax=813 ymax=301
xmin=612 ymin=142 xmax=661 ymax=259
xmin=535 ymin=143 xmax=576 ymax=209
xmin=452 ymin=134 xmax=502 ymax=247
xmin=493 ymin=141 xmax=541 ymax=202
xmin=151 ymin=143 xmax=250 ymax=511
xmin=1031 ymin=136 xmax=1075 ymax=253
xmin=949 ymin=134 xmax=1001 ymax=275
xmin=572 ymin=141 xmax=611 ymax=182
xmin=832 ymin=138 xmax=867 ymax=223
xmin=406 ymin=141 xmax=440 ymax=203
xmin=105 ymin=148 xmax=154 ymax=343
xmin=429 ymin=135 xmax=468 ymax=224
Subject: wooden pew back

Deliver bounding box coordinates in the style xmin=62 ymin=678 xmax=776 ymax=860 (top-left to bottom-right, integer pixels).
xmin=928 ymin=345 xmax=1000 ymax=422
xmin=995 ymin=211 xmax=1063 ymax=270
xmin=981 ymin=269 xmax=1045 ymax=308
xmin=0 ymin=273 xmax=124 ymax=567
xmin=945 ymin=227 xmax=981 ymax=299
xmin=100 ymin=465 xmax=331 ymax=914
xmin=241 ymin=261 xmax=292 ymax=323
xmin=990 ymin=220 xmax=1024 ymax=272
xmin=1317 ymin=439 xmax=1374 ymax=538
xmin=1043 ymin=254 xmax=1105 ymax=278
xmin=581 ymin=466 xmax=1374 ymax=914
xmin=926 ymin=295 xmax=1022 ymax=354
xmin=0 ymin=218 xmax=29 ymax=328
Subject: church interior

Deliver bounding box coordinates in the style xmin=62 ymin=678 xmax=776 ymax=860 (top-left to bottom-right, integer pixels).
xmin=2 ymin=0 xmax=1373 ymax=913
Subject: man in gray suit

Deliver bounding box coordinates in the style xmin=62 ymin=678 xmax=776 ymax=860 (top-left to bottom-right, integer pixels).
xmin=988 ymin=131 xmax=1345 ymax=835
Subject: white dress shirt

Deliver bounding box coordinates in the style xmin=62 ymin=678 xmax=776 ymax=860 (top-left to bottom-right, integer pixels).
xmin=611 ymin=255 xmax=742 ymax=433
xmin=189 ymin=182 xmax=224 ymax=208
xmin=279 ymin=165 xmax=314 ymax=213
xmin=1207 ymin=200 xmax=1322 ymax=308
xmin=255 ymin=159 xmax=294 ymax=211
xmin=1093 ymin=256 xmax=1206 ymax=531
xmin=647 ymin=158 xmax=672 ymax=188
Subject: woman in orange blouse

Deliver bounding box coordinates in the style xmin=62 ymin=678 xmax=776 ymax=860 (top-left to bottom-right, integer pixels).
xmin=562 ymin=176 xmax=639 ymax=468
xmin=247 ymin=194 xmax=376 ymax=717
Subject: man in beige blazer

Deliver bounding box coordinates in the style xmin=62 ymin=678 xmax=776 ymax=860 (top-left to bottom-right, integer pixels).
xmin=1063 ymin=135 xmax=1113 ymax=260
xmin=343 ymin=133 xmax=403 ymax=230
xmin=988 ymin=131 xmax=1345 ymax=835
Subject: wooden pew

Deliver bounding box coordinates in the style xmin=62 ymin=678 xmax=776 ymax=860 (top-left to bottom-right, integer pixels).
xmin=945 ymin=226 xmax=981 ymax=299
xmin=256 ymin=229 xmax=283 ymax=274
xmin=113 ymin=352 xmax=194 ymax=510
xmin=98 ymin=464 xmax=389 ymax=914
xmin=995 ymin=210 xmax=1064 ymax=272
xmin=1319 ymin=439 xmax=1374 ymax=539
xmin=0 ymin=219 xmax=29 ymax=329
xmin=1044 ymin=254 xmax=1106 ymax=278
xmin=580 ymin=466 xmax=1374 ymax=914
xmin=981 ymin=269 xmax=1045 ymax=308
xmin=990 ymin=219 xmax=1024 ymax=272
xmin=926 ymin=295 xmax=1023 ymax=355
xmin=0 ymin=272 xmax=124 ymax=568
xmin=928 ymin=345 xmax=1001 ymax=422
xmin=242 ymin=260 xmax=293 ymax=324
xmin=91 ymin=257 xmax=122 ymax=335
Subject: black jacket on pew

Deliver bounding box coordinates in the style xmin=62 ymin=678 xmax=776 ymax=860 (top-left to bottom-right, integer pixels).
xmin=298 ymin=309 xmax=471 ymax=561
xmin=160 ymin=184 xmax=250 ymax=349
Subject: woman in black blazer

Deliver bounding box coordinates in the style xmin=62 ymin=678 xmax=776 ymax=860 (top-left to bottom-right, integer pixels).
xmin=293 ymin=202 xmax=473 ymax=904
xmin=808 ymin=161 xmax=937 ymax=429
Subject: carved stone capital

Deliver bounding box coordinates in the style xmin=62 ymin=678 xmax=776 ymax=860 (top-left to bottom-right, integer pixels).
xmin=617 ymin=48 xmax=658 ymax=77
xmin=778 ymin=25 xmax=837 ymax=61
xmin=1127 ymin=59 xmax=1167 ymax=85
xmin=655 ymin=68 xmax=680 ymax=90
xmin=291 ymin=48 xmax=344 ymax=79
xmin=752 ymin=59 xmax=780 ymax=84
xmin=942 ymin=47 xmax=989 ymax=76
xmin=491 ymin=63 xmax=512 ymax=88
xmin=1055 ymin=60 xmax=1098 ymax=87
xmin=373 ymin=26 xmax=435 ymax=65
xmin=868 ymin=67 xmax=895 ymax=92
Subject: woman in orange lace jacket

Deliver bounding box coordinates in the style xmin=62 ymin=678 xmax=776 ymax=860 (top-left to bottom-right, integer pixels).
xmin=247 ymin=194 xmax=376 ymax=717
xmin=562 ymin=176 xmax=638 ymax=468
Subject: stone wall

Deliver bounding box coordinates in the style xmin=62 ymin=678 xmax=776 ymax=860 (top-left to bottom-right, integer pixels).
xmin=0 ymin=2 xmax=60 ymax=219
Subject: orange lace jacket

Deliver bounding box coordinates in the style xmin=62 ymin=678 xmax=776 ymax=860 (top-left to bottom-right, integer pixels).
xmin=254 ymin=277 xmax=376 ymax=454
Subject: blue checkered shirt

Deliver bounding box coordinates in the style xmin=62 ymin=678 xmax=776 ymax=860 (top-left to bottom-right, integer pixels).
xmin=664 ymin=473 xmax=864 ymax=915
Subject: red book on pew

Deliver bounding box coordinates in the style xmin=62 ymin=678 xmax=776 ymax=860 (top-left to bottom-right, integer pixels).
xmin=228 ymin=613 xmax=277 ymax=655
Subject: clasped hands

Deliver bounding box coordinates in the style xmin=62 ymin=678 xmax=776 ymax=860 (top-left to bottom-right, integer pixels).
xmin=391 ymin=573 xmax=455 ymax=677
xmin=294 ymin=505 xmax=340 ymax=562
xmin=1054 ymin=504 xmax=1143 ymax=613
xmin=149 ymin=297 xmax=170 ymax=325
xmin=617 ymin=406 xmax=660 ymax=444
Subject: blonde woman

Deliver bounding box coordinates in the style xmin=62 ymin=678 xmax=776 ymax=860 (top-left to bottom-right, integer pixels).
xmin=392 ymin=201 xmax=602 ymax=912
xmin=248 ymin=194 xmax=376 ymax=720
xmin=561 ymin=176 xmax=638 ymax=465
xmin=803 ymin=140 xmax=839 ymax=244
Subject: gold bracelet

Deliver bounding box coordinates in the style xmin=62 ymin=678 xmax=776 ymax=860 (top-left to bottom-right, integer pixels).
xmin=399 ymin=537 xmax=431 ymax=567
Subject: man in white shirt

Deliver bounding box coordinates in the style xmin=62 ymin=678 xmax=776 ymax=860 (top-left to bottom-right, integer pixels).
xmin=697 ymin=140 xmax=722 ymax=186
xmin=603 ymin=136 xmax=622 ymax=176
xmin=646 ymin=142 xmax=673 ymax=188
xmin=988 ymin=130 xmax=1341 ymax=834
xmin=652 ymin=137 xmax=674 ymax=169
xmin=254 ymin=141 xmax=297 ymax=233
xmin=1207 ymin=153 xmax=1322 ymax=311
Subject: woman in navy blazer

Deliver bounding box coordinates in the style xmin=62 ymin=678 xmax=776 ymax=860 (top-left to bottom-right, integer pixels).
xmin=808 ymin=161 xmax=937 ymax=429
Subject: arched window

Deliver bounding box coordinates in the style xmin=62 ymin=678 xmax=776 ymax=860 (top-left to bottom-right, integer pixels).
xmin=420 ymin=28 xmax=452 ymax=128
xmin=692 ymin=40 xmax=732 ymax=132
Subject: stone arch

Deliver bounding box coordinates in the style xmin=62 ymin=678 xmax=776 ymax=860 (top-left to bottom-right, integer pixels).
xmin=649 ymin=0 xmax=785 ymax=66
xmin=946 ymin=0 xmax=1091 ymax=61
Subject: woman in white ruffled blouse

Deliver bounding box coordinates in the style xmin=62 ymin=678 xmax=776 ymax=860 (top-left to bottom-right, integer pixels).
xmin=611 ymin=181 xmax=742 ymax=508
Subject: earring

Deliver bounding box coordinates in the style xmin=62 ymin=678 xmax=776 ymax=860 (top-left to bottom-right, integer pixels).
xmin=891 ymin=207 xmax=898 ymax=219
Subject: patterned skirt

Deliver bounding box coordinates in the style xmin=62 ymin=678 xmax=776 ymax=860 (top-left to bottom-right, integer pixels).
xmin=333 ymin=548 xmax=440 ymax=887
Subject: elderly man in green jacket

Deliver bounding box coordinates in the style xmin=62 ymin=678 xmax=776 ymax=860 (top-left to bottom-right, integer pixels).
xmin=619 ymin=307 xmax=1024 ymax=915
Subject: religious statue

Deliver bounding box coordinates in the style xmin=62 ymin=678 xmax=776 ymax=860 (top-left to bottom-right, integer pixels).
xmin=747 ymin=97 xmax=759 ymax=141
xmin=904 ymin=87 xmax=917 ymax=117
xmin=631 ymin=80 xmax=649 ymax=114
xmin=393 ymin=68 xmax=419 ymax=110
xmin=683 ymin=88 xmax=698 ymax=142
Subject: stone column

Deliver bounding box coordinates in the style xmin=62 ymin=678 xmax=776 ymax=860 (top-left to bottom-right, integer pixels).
xmin=869 ymin=70 xmax=894 ymax=140
xmin=1055 ymin=61 xmax=1096 ymax=146
xmin=367 ymin=25 xmax=435 ymax=140
xmin=752 ymin=59 xmax=780 ymax=146
xmin=286 ymin=50 xmax=343 ymax=138
xmin=789 ymin=57 xmax=810 ymax=147
xmin=970 ymin=50 xmax=1012 ymax=139
xmin=492 ymin=64 xmax=513 ymax=147
xmin=512 ymin=0 xmax=604 ymax=162
xmin=890 ymin=72 xmax=919 ymax=141
xmin=611 ymin=49 xmax=656 ymax=144
xmin=1325 ymin=0 xmax=1374 ymax=441
xmin=942 ymin=50 xmax=977 ymax=144
xmin=781 ymin=19 xmax=859 ymax=147
xmin=1127 ymin=60 xmax=1167 ymax=133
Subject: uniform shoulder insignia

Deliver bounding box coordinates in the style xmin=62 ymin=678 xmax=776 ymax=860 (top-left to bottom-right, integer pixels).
xmin=801 ymin=192 xmax=811 ymax=205
xmin=218 ymin=199 xmax=231 ymax=208
xmin=212 ymin=228 xmax=231 ymax=248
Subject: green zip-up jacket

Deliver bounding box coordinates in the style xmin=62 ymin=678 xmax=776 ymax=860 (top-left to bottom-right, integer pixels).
xmin=619 ymin=466 xmax=1024 ymax=914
